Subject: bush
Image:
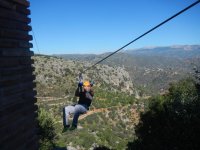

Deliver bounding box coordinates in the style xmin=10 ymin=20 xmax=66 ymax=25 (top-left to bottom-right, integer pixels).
xmin=38 ymin=108 xmax=57 ymax=150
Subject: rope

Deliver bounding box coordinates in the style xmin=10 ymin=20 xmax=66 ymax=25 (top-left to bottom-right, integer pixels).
xmin=83 ymin=0 xmax=200 ymax=73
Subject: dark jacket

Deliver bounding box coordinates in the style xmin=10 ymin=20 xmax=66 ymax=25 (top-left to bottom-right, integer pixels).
xmin=75 ymin=87 xmax=94 ymax=109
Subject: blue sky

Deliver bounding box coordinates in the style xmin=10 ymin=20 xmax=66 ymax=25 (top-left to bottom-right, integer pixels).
xmin=29 ymin=0 xmax=200 ymax=55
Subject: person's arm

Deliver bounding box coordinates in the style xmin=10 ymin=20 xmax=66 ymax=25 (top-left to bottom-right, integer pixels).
xmin=75 ymin=87 xmax=79 ymax=97
xmin=75 ymin=86 xmax=83 ymax=97
xmin=75 ymin=81 xmax=83 ymax=97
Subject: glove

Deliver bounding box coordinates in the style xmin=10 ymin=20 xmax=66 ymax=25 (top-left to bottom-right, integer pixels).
xmin=78 ymin=82 xmax=83 ymax=87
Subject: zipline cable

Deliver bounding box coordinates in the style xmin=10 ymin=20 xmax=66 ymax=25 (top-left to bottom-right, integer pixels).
xmin=83 ymin=0 xmax=200 ymax=73
xmin=31 ymin=24 xmax=41 ymax=54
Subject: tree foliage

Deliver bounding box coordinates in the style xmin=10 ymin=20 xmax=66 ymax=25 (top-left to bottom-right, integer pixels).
xmin=38 ymin=108 xmax=57 ymax=150
xmin=127 ymin=77 xmax=200 ymax=150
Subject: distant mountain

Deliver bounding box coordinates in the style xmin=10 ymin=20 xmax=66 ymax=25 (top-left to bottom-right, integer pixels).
xmin=54 ymin=45 xmax=200 ymax=60
xmin=125 ymin=45 xmax=200 ymax=58
xmin=53 ymin=45 xmax=200 ymax=96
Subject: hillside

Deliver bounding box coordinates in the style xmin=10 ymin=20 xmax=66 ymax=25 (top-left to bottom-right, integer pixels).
xmin=55 ymin=45 xmax=200 ymax=96
xmin=33 ymin=48 xmax=200 ymax=149
xmin=33 ymin=55 xmax=134 ymax=97
xmin=33 ymin=55 xmax=142 ymax=149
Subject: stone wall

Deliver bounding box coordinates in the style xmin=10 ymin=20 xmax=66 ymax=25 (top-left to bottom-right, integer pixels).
xmin=0 ymin=0 xmax=38 ymax=149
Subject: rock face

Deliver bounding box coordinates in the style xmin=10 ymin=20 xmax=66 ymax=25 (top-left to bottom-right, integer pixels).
xmin=0 ymin=1 xmax=38 ymax=150
xmin=91 ymin=64 xmax=134 ymax=94
xmin=33 ymin=55 xmax=134 ymax=95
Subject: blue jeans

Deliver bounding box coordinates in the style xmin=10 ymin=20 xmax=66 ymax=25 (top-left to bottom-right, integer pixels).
xmin=63 ymin=104 xmax=88 ymax=127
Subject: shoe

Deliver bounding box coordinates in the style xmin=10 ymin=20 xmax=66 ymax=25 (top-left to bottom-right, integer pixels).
xmin=62 ymin=125 xmax=70 ymax=133
xmin=69 ymin=125 xmax=77 ymax=131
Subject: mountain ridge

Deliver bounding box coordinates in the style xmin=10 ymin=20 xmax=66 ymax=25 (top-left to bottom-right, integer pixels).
xmin=53 ymin=44 xmax=200 ymax=56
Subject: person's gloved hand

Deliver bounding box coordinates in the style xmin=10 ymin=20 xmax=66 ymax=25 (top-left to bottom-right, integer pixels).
xmin=78 ymin=82 xmax=83 ymax=87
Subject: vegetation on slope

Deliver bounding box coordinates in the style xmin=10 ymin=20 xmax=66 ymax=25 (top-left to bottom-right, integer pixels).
xmin=35 ymin=55 xmax=200 ymax=150
xmin=34 ymin=55 xmax=141 ymax=150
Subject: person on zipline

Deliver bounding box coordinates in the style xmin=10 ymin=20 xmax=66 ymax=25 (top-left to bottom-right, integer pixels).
xmin=63 ymin=81 xmax=94 ymax=131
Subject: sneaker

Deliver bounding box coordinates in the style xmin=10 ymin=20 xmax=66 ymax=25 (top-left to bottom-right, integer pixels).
xmin=62 ymin=125 xmax=70 ymax=133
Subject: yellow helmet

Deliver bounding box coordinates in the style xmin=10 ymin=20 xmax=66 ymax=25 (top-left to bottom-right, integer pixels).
xmin=83 ymin=81 xmax=90 ymax=87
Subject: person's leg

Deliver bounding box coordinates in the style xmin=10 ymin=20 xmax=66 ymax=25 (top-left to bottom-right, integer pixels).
xmin=72 ymin=104 xmax=87 ymax=127
xmin=63 ymin=105 xmax=75 ymax=128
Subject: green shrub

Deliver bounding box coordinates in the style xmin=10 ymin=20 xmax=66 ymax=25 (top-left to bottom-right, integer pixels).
xmin=38 ymin=108 xmax=56 ymax=150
